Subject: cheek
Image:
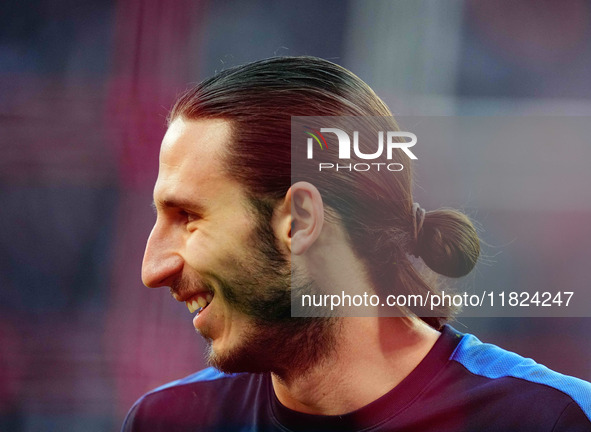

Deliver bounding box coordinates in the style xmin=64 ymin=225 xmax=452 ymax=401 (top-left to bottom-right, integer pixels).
xmin=183 ymin=225 xmax=253 ymax=270
xmin=183 ymin=234 xmax=209 ymax=267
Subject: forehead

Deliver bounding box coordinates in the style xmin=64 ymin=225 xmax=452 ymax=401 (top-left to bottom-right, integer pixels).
xmin=160 ymin=117 xmax=230 ymax=166
xmin=154 ymin=117 xmax=242 ymax=205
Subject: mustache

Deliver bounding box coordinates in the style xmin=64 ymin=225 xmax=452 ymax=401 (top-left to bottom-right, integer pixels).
xmin=169 ymin=275 xmax=215 ymax=298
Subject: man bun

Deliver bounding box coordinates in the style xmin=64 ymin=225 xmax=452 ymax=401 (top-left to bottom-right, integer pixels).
xmin=415 ymin=209 xmax=480 ymax=278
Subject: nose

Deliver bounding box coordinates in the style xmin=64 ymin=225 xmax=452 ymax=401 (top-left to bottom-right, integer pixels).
xmin=141 ymin=222 xmax=184 ymax=288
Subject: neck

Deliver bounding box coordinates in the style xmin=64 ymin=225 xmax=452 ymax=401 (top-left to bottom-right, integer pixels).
xmin=271 ymin=317 xmax=440 ymax=416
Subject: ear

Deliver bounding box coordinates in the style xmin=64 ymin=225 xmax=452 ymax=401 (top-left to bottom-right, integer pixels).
xmin=274 ymin=181 xmax=324 ymax=255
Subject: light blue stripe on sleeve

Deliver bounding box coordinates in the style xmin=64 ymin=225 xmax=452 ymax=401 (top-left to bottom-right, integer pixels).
xmin=451 ymin=334 xmax=591 ymax=421
xmin=149 ymin=367 xmax=238 ymax=394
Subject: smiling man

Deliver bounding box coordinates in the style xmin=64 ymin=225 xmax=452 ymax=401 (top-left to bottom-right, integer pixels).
xmin=122 ymin=57 xmax=591 ymax=431
xmin=144 ymin=117 xmax=334 ymax=377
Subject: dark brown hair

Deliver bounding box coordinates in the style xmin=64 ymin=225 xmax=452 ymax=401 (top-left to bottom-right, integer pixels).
xmin=169 ymin=56 xmax=480 ymax=329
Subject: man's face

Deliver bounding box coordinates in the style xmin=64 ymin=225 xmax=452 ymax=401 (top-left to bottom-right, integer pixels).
xmin=142 ymin=117 xmax=335 ymax=375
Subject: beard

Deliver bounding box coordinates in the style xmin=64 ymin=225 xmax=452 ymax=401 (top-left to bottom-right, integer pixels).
xmin=184 ymin=198 xmax=339 ymax=380
xmin=206 ymin=310 xmax=338 ymax=381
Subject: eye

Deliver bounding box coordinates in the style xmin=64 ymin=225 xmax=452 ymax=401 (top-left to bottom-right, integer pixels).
xmin=182 ymin=210 xmax=200 ymax=224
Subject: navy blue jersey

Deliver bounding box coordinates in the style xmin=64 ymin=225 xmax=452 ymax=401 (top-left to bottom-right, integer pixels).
xmin=122 ymin=325 xmax=591 ymax=431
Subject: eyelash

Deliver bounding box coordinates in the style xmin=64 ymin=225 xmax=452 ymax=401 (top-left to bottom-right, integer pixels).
xmin=181 ymin=210 xmax=199 ymax=223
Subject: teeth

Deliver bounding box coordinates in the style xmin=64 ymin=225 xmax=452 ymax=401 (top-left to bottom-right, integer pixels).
xmin=186 ymin=293 xmax=214 ymax=314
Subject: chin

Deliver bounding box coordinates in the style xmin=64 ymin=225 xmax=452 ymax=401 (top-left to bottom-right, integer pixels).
xmin=206 ymin=341 xmax=273 ymax=375
xmin=204 ymin=317 xmax=339 ymax=379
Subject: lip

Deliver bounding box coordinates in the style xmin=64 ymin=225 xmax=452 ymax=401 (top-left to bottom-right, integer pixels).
xmin=172 ymin=287 xmax=213 ymax=303
xmin=170 ymin=288 xmax=215 ymax=331
xmin=193 ymin=295 xmax=213 ymax=330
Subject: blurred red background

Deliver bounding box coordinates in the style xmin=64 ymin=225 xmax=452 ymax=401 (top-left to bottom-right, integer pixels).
xmin=1 ymin=0 xmax=590 ymax=429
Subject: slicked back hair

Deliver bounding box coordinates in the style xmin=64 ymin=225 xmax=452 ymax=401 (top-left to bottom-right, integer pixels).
xmin=169 ymin=56 xmax=480 ymax=329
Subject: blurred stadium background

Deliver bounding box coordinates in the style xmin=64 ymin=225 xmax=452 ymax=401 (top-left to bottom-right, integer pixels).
xmin=1 ymin=0 xmax=590 ymax=430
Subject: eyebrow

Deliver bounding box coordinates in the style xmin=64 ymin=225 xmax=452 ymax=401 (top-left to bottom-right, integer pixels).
xmin=152 ymin=197 xmax=206 ymax=214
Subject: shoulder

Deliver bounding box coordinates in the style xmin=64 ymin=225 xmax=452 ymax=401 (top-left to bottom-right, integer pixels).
xmin=121 ymin=367 xmax=267 ymax=432
xmin=446 ymin=327 xmax=591 ymax=430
